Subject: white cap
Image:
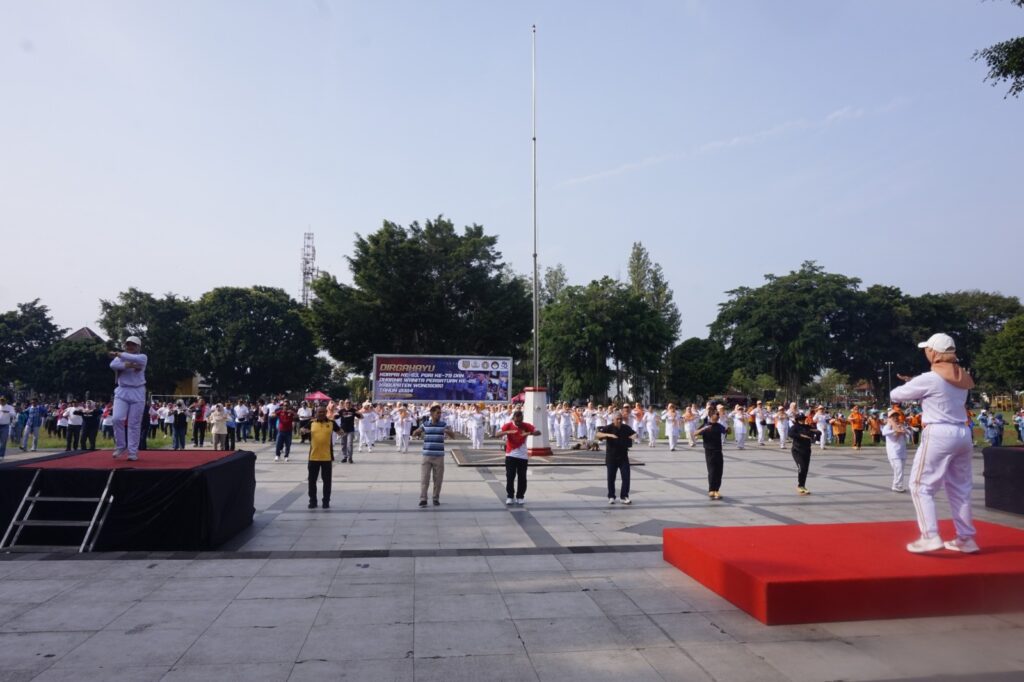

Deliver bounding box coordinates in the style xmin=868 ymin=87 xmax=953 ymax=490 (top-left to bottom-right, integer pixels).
xmin=917 ymin=332 xmax=955 ymax=352
xmin=125 ymin=335 xmax=142 ymax=347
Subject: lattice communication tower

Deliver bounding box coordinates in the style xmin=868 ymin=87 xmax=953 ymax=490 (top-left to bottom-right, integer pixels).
xmin=300 ymin=232 xmax=318 ymax=307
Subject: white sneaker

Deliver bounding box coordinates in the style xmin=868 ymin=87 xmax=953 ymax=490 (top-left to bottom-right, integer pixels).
xmin=274 ymin=456 xmax=280 ymax=461
xmin=608 ymin=498 xmax=616 ymax=505
xmin=906 ymin=536 xmax=944 ymax=553
xmin=127 ymin=454 xmax=138 ymax=461
xmin=621 ymin=497 xmax=631 ymax=505
xmin=944 ymin=537 xmax=980 ymax=553
xmin=111 ymin=449 xmax=124 ymax=459
xmin=506 ymin=497 xmax=514 ymax=505
xmin=515 ymin=498 xmax=525 ymax=505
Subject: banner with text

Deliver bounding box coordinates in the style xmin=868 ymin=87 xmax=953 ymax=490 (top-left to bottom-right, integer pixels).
xmin=372 ymin=355 xmax=512 ymax=403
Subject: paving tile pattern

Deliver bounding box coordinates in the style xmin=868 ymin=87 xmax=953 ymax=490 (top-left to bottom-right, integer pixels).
xmin=1 ymin=438 xmax=1022 ymax=680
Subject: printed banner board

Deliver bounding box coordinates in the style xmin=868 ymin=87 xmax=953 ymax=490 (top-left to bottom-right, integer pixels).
xmin=372 ymin=354 xmax=512 ymax=403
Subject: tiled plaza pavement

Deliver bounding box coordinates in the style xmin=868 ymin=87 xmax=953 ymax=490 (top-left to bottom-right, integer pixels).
xmin=2 ymin=437 xmax=1023 ymax=681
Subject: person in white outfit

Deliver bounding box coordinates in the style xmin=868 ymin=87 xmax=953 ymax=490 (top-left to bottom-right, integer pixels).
xmin=890 ymin=332 xmax=978 ymax=554
xmin=683 ymin=406 xmax=699 ymax=447
xmin=643 ymin=407 xmax=659 ymax=447
xmin=731 ymin=405 xmax=748 ymax=449
xmin=108 ymin=335 xmax=148 ymax=461
xmin=662 ymin=404 xmax=681 ymax=451
xmin=882 ymin=411 xmax=909 ymax=492
xmin=775 ymin=406 xmax=790 ymax=449
xmin=394 ymin=406 xmax=414 ymax=452
xmin=467 ymin=405 xmax=486 ymax=450
xmin=750 ymin=401 xmax=767 ymax=445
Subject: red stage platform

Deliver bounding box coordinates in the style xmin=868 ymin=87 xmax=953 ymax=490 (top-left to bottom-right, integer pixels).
xmin=23 ymin=449 xmax=235 ymax=470
xmin=663 ymin=520 xmax=1024 ymax=625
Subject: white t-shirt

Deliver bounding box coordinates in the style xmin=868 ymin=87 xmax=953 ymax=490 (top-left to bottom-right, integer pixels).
xmin=0 ymin=404 xmax=16 ymax=425
xmin=890 ymin=371 xmax=969 ymax=426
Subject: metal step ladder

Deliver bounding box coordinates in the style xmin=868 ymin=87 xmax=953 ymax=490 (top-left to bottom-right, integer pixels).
xmin=0 ymin=469 xmax=116 ymax=553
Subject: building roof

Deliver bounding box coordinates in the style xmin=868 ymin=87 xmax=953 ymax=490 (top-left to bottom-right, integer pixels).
xmin=64 ymin=327 xmax=104 ymax=342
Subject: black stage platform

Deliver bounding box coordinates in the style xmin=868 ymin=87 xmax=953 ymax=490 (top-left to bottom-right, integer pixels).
xmin=984 ymin=445 xmax=1024 ymax=515
xmin=0 ymin=449 xmax=256 ymax=551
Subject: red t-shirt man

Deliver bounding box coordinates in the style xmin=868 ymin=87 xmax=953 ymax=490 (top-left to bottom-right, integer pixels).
xmin=276 ymin=407 xmax=296 ymax=433
xmin=499 ymin=410 xmax=540 ymax=505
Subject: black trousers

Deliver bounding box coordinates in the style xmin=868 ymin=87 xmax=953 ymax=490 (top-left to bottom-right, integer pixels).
xmin=81 ymin=423 xmax=98 ymax=450
xmin=607 ymin=459 xmax=630 ymax=498
xmin=505 ymin=456 xmax=528 ymax=499
xmin=193 ymin=422 xmax=207 ymax=446
xmin=853 ymin=429 xmax=863 ymax=447
xmin=792 ymin=447 xmax=811 ymax=487
xmin=308 ymin=461 xmax=332 ymax=503
xmin=226 ymin=426 xmax=236 ymax=451
xmin=65 ymin=425 xmax=81 ymax=450
xmin=704 ymin=446 xmax=723 ymax=491
xmin=872 ymin=433 xmax=882 ymax=444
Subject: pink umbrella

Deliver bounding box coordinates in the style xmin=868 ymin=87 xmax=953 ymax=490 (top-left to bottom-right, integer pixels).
xmin=305 ymin=391 xmax=332 ymax=401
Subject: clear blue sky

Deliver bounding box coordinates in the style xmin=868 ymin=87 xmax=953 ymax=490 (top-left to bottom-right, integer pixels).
xmin=2 ymin=1 xmax=1021 ymax=342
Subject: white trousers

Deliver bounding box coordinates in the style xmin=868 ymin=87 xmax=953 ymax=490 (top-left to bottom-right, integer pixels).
xmin=397 ymin=433 xmax=411 ymax=452
xmin=888 ymin=454 xmax=906 ymax=490
xmin=908 ymin=424 xmax=975 ymax=540
xmin=734 ymin=428 xmax=746 ymax=449
xmin=777 ymin=421 xmax=789 ymax=448
xmin=667 ymin=429 xmax=678 ymax=450
xmin=470 ymin=427 xmax=483 ymax=450
xmin=646 ymin=426 xmax=657 ymax=447
xmin=684 ymin=425 xmax=696 ymax=445
xmin=756 ymin=421 xmax=766 ymax=444
xmin=113 ymin=386 xmax=146 ymax=456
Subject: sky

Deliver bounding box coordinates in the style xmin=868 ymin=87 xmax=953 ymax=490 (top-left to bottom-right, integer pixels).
xmin=2 ymin=0 xmax=1022 ymax=344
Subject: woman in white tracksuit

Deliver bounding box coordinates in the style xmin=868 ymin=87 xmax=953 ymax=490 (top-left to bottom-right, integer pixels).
xmin=775 ymin=406 xmax=790 ymax=449
xmin=662 ymin=405 xmax=681 ymax=451
xmin=881 ymin=412 xmax=909 ymax=492
xmin=890 ymin=332 xmax=978 ymax=554
xmin=730 ymin=405 xmax=747 ymax=449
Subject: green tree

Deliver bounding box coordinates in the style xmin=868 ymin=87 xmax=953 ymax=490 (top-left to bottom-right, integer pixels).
xmin=310 ymin=217 xmax=532 ymax=375
xmin=35 ymin=338 xmax=113 ymax=399
xmin=974 ymin=0 xmax=1024 ymax=98
xmin=710 ymin=262 xmax=862 ymax=400
xmin=98 ymin=288 xmax=195 ymax=394
xmin=188 ymin=286 xmax=318 ymax=397
xmin=665 ymin=338 xmax=731 ymax=403
xmin=541 ymin=263 xmax=568 ymax=307
xmin=539 ymin=279 xmax=618 ymax=401
xmin=931 ymin=290 xmax=1022 ymax=369
xmin=976 ymin=314 xmax=1024 ymax=390
xmin=831 ymin=285 xmax=921 ymax=401
xmin=0 ymin=300 xmax=67 ymax=390
xmin=626 ymin=242 xmax=680 ymax=402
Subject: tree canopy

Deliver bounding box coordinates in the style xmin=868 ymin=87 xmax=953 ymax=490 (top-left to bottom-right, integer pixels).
xmin=188 ymin=286 xmax=318 ymax=397
xmin=99 ymin=288 xmax=194 ymax=394
xmin=665 ymin=337 xmax=731 ymax=403
xmin=976 ymin=313 xmax=1024 ymax=391
xmin=309 ymin=217 xmax=532 ymax=375
xmin=974 ymin=0 xmax=1024 ymax=98
xmin=0 ymin=300 xmax=67 ymax=389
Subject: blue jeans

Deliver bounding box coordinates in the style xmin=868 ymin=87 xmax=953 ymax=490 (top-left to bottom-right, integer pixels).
xmin=276 ymin=430 xmax=293 ymax=457
xmin=173 ymin=424 xmax=187 ymax=450
xmin=0 ymin=424 xmax=9 ymax=458
xmin=21 ymin=424 xmax=40 ymax=450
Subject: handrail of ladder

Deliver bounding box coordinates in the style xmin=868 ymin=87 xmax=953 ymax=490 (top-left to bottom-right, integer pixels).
xmin=1 ymin=469 xmax=40 ymax=551
xmin=80 ymin=470 xmax=115 ymax=553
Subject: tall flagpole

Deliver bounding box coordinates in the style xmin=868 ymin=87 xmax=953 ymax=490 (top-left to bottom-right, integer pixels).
xmin=531 ymin=24 xmax=539 ymax=388
xmin=525 ymin=24 xmax=552 ymax=456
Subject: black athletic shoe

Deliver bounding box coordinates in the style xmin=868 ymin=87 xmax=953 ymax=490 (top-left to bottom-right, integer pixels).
xmin=322 ymin=500 xmax=330 ymax=509
xmin=433 ymin=499 xmax=440 ymax=506
xmin=418 ymin=500 xmax=428 ymax=508
xmin=308 ymin=501 xmax=317 ymax=509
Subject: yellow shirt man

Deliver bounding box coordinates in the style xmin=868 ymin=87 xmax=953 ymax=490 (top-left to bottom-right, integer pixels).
xmin=307 ymin=410 xmax=339 ymax=509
